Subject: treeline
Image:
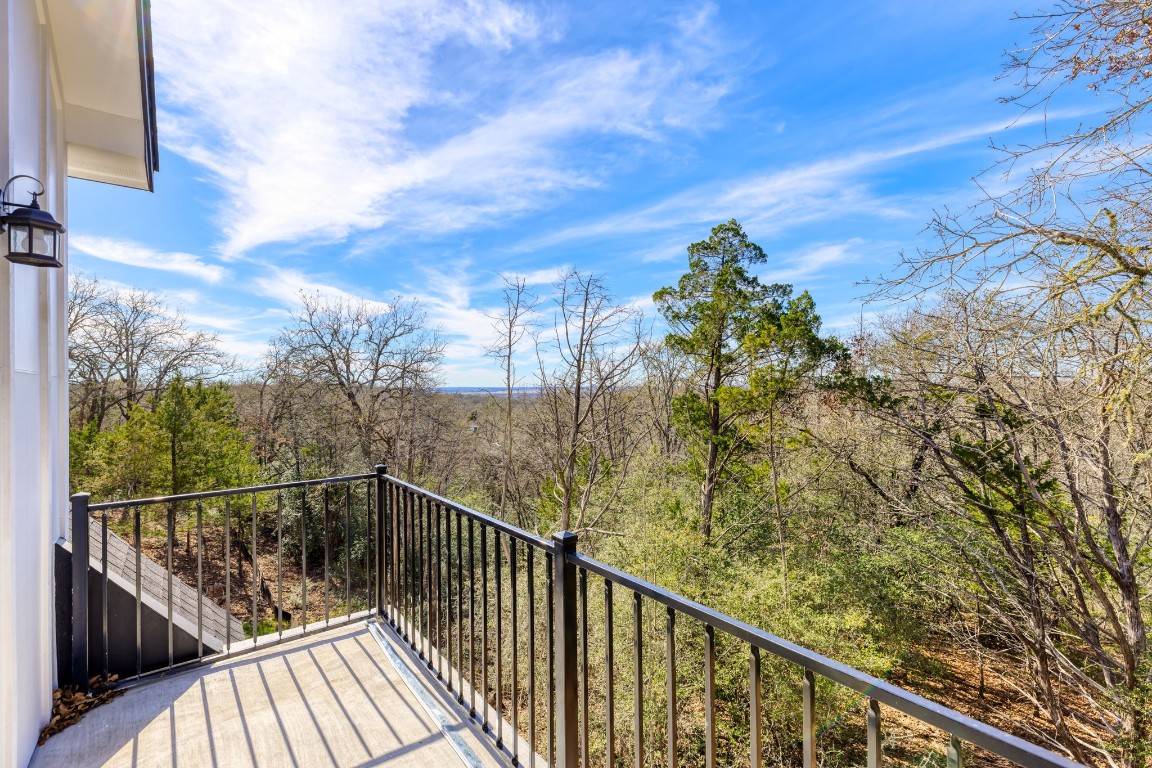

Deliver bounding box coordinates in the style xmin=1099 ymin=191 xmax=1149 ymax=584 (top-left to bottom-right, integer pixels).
xmin=67 ymin=3 xmax=1152 ymax=766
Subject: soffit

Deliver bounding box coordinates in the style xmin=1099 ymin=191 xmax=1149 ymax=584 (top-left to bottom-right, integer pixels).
xmin=44 ymin=0 xmax=158 ymax=191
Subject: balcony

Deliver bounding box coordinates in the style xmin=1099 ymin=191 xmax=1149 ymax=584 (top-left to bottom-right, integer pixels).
xmin=36 ymin=469 xmax=1085 ymax=768
xmin=31 ymin=622 xmax=504 ymax=767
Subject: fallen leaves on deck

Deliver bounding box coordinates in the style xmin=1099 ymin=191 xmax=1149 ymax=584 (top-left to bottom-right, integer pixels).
xmin=38 ymin=677 xmax=125 ymax=745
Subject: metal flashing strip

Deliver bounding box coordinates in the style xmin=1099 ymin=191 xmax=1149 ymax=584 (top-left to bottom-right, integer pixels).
xmin=367 ymin=620 xmax=485 ymax=768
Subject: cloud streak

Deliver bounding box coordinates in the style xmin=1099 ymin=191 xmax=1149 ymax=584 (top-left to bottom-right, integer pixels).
xmin=250 ymin=266 xmax=392 ymax=312
xmin=154 ymin=0 xmax=733 ymax=256
xmin=518 ymin=113 xmax=1058 ymax=252
xmin=71 ymin=236 xmax=229 ymax=283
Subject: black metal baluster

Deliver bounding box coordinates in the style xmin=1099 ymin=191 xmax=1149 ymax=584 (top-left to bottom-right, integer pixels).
xmin=395 ymin=485 xmax=403 ymax=634
xmin=469 ymin=515 xmax=477 ymax=715
xmin=403 ymin=490 xmax=410 ymax=641
xmin=418 ymin=494 xmax=426 ymax=659
xmin=323 ymin=484 xmax=330 ymax=625
xmin=435 ymin=501 xmax=443 ymax=678
xmin=442 ymin=504 xmax=449 ymax=678
xmin=666 ymin=607 xmax=676 ymax=768
xmin=750 ymin=646 xmax=761 ymax=768
xmin=135 ymin=505 xmax=142 ymax=678
xmin=415 ymin=494 xmax=422 ymax=648
xmin=276 ymin=492 xmax=283 ymax=640
xmin=425 ymin=495 xmax=433 ymax=665
xmin=547 ymin=551 xmax=555 ymax=768
xmin=510 ymin=538 xmax=519 ymax=765
xmin=803 ymin=669 xmax=815 ymax=768
xmin=223 ymin=498 xmax=232 ymax=646
xmin=408 ymin=490 xmax=417 ymax=650
xmin=495 ymin=529 xmax=504 ymax=748
xmin=101 ymin=511 xmax=108 ymax=683
xmin=580 ymin=568 xmax=589 ymax=766
xmin=400 ymin=490 xmax=410 ymax=640
xmin=868 ymin=698 xmax=882 ymax=768
xmin=633 ymin=591 xmax=643 ymax=768
xmin=345 ymin=484 xmax=352 ymax=619
xmin=405 ymin=491 xmax=412 ymax=640
xmin=605 ymin=579 xmax=614 ymax=768
xmin=390 ymin=481 xmax=399 ymax=628
xmin=455 ymin=510 xmax=464 ymax=703
xmin=704 ymin=624 xmax=716 ymax=768
xmin=300 ymin=488 xmax=307 ymax=633
xmin=366 ymin=481 xmax=372 ymax=614
xmin=393 ymin=482 xmax=400 ymax=627
xmin=167 ymin=503 xmax=175 ymax=669
xmin=445 ymin=504 xmax=453 ymax=685
xmin=445 ymin=505 xmax=454 ymax=690
xmin=481 ymin=523 xmax=490 ymax=731
xmin=197 ymin=501 xmax=204 ymax=658
xmin=528 ymin=547 xmax=537 ymax=768
xmin=418 ymin=492 xmax=424 ymax=651
xmin=252 ymin=495 xmax=259 ymax=644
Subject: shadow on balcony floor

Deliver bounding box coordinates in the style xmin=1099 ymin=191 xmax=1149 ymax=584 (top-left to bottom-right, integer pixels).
xmin=31 ymin=622 xmax=502 ymax=767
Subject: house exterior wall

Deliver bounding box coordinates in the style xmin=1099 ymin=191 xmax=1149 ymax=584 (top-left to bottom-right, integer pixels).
xmin=0 ymin=1 xmax=70 ymax=765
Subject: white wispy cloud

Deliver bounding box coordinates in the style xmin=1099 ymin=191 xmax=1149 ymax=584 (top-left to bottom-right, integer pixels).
xmin=518 ymin=112 xmax=1060 ymax=253
xmin=155 ymin=0 xmax=541 ymax=255
xmin=250 ymin=266 xmax=392 ymax=312
xmin=503 ymin=266 xmax=569 ymax=286
xmin=70 ymin=235 xmax=228 ymax=283
xmin=759 ymin=239 xmax=864 ymax=285
xmin=154 ymin=0 xmax=733 ymax=256
xmin=405 ymin=260 xmax=506 ymax=364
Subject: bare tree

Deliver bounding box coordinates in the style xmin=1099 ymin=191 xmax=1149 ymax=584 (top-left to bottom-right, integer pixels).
xmin=533 ymin=271 xmax=646 ymax=533
xmin=265 ymin=292 xmax=443 ymax=474
xmin=485 ymin=276 xmax=538 ymax=522
xmin=68 ymin=276 xmax=232 ymax=429
xmin=883 ymin=1 xmax=1152 ymax=332
xmin=863 ymin=10 xmax=1152 ymax=760
xmin=638 ymin=341 xmax=689 ymax=456
xmin=842 ymin=292 xmax=1152 ymax=767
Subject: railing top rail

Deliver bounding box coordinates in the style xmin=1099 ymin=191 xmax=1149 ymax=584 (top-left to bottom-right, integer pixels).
xmin=383 ymin=474 xmax=552 ymax=550
xmin=569 ymin=552 xmax=1082 ymax=768
xmin=85 ymin=472 xmax=377 ymax=511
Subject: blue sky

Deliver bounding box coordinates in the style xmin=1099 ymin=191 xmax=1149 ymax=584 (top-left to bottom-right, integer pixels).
xmin=68 ymin=0 xmax=1076 ymax=385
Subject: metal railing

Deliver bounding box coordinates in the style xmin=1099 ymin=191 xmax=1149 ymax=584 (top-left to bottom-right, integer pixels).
xmin=70 ymin=471 xmax=378 ymax=686
xmin=375 ymin=471 xmax=1085 ymax=768
xmin=70 ymin=466 xmax=1087 ymax=768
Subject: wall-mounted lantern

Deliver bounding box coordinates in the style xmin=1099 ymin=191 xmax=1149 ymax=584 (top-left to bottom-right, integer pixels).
xmin=1 ymin=175 xmax=65 ymax=268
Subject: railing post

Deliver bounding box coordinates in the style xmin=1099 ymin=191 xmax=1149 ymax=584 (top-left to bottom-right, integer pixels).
xmin=553 ymin=531 xmax=579 ymax=768
xmin=70 ymin=493 xmax=90 ymax=690
xmin=374 ymin=464 xmax=387 ymax=619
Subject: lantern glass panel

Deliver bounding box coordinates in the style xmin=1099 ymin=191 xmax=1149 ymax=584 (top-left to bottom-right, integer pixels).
xmin=9 ymin=224 xmax=30 ymax=256
xmin=32 ymin=228 xmax=54 ymax=257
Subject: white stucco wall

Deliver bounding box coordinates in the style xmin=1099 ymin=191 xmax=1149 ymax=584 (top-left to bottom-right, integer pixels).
xmin=0 ymin=1 xmax=69 ymax=765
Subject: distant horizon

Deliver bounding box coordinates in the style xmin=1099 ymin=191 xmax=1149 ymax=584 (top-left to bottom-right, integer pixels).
xmin=436 ymin=385 xmax=544 ymax=394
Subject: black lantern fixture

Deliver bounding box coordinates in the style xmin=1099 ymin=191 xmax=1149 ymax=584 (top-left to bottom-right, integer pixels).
xmin=1 ymin=175 xmax=65 ymax=268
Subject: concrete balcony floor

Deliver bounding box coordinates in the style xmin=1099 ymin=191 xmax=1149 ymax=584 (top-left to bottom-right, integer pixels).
xmin=31 ymin=621 xmax=503 ymax=767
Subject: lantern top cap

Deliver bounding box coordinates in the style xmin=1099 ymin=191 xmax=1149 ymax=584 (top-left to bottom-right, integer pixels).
xmin=2 ymin=175 xmax=65 ymax=268
xmin=4 ymin=203 xmax=65 ymax=233
xmin=1 ymin=176 xmax=65 ymax=234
